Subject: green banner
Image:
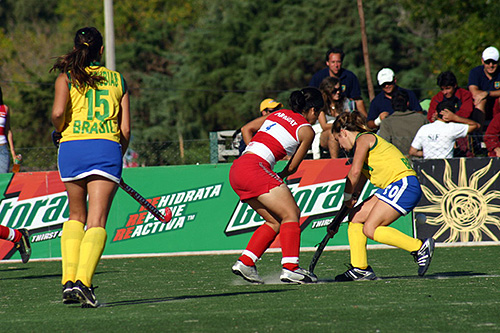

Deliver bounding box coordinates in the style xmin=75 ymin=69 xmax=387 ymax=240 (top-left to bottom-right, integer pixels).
xmin=0 ymin=159 xmax=413 ymax=261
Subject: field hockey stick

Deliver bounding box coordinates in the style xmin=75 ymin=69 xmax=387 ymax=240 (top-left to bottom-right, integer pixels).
xmin=119 ymin=179 xmax=172 ymax=223
xmin=308 ymin=204 xmax=350 ymax=274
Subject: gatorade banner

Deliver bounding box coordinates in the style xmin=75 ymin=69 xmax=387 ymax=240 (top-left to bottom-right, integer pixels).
xmin=0 ymin=159 xmax=413 ymax=261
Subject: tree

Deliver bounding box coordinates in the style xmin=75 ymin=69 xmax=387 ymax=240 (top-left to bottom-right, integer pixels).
xmin=0 ymin=0 xmax=62 ymax=150
xmin=398 ymin=0 xmax=500 ymax=90
xmin=170 ymin=0 xmax=433 ymax=137
xmin=1 ymin=0 xmax=497 ymax=166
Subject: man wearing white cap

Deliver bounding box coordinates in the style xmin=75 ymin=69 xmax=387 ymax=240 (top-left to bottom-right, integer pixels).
xmin=468 ymin=46 xmax=500 ymax=128
xmin=366 ymin=68 xmax=422 ymax=130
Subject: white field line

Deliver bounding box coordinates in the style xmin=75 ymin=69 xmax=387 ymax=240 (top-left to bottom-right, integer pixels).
xmin=2 ymin=241 xmax=499 ymax=264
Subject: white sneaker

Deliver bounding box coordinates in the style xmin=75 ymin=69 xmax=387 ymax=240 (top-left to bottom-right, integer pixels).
xmin=412 ymin=238 xmax=435 ymax=276
xmin=232 ymin=261 xmax=264 ymax=284
xmin=280 ymin=267 xmax=318 ymax=284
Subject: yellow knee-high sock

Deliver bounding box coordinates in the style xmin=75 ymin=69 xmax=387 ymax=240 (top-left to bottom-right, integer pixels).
xmin=61 ymin=220 xmax=85 ymax=285
xmin=373 ymin=226 xmax=422 ymax=252
xmin=75 ymin=227 xmax=107 ymax=287
xmin=348 ymin=222 xmax=368 ymax=269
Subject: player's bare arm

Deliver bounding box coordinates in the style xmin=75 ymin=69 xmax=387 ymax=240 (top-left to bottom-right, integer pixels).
xmin=51 ymin=73 xmax=70 ymax=132
xmin=345 ymin=134 xmax=373 ymax=195
xmin=241 ymin=114 xmax=268 ymax=145
xmin=119 ymin=81 xmax=131 ymax=154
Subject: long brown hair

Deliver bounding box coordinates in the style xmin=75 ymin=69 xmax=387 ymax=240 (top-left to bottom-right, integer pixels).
xmin=50 ymin=27 xmax=105 ymax=90
xmin=319 ymin=76 xmax=347 ymax=116
xmin=331 ymin=111 xmax=370 ymax=134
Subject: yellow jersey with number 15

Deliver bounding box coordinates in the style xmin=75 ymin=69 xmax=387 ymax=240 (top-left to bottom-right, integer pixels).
xmin=357 ymin=132 xmax=417 ymax=189
xmin=60 ymin=65 xmax=125 ymax=143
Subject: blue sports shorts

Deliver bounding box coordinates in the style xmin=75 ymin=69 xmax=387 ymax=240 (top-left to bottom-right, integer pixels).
xmin=58 ymin=139 xmax=122 ymax=183
xmin=374 ymin=175 xmax=422 ymax=215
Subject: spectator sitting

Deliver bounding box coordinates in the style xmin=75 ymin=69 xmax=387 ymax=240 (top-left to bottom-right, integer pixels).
xmin=428 ymin=71 xmax=477 ymax=157
xmin=367 ymin=68 xmax=422 ymax=130
xmin=309 ymin=47 xmax=367 ymax=116
xmin=0 ymin=86 xmax=20 ymax=173
xmin=409 ymin=100 xmax=480 ymax=159
xmin=468 ymin=46 xmax=500 ymax=129
xmin=233 ymin=98 xmax=283 ymax=155
xmin=314 ymin=76 xmax=356 ymax=158
xmin=378 ymin=89 xmax=427 ymax=156
xmin=483 ymin=100 xmax=500 ymax=157
xmin=427 ymin=71 xmax=474 ymax=122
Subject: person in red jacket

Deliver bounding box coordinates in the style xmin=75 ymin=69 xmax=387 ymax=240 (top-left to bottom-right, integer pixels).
xmin=427 ymin=71 xmax=485 ymax=156
xmin=484 ymin=98 xmax=500 ymax=156
xmin=427 ymin=71 xmax=473 ymax=122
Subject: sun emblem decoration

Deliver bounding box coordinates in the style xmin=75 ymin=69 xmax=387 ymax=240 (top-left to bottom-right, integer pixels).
xmin=415 ymin=158 xmax=500 ymax=242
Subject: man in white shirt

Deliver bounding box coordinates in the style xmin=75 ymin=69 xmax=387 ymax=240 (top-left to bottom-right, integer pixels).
xmin=409 ymin=100 xmax=480 ymax=159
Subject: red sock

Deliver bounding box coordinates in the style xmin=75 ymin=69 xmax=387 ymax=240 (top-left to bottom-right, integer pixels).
xmin=0 ymin=225 xmax=21 ymax=242
xmin=239 ymin=223 xmax=277 ymax=266
xmin=280 ymin=222 xmax=300 ymax=271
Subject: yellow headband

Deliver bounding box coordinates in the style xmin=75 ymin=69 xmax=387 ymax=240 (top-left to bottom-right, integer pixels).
xmin=83 ymin=42 xmax=89 ymax=47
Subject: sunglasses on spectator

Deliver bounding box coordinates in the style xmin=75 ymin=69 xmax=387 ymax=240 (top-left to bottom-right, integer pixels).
xmin=332 ymin=88 xmax=342 ymax=94
xmin=484 ymin=59 xmax=498 ymax=65
xmin=381 ymin=81 xmax=395 ymax=88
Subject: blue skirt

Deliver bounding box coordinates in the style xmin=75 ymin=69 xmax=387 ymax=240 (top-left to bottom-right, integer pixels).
xmin=374 ymin=175 xmax=422 ymax=216
xmin=58 ymin=139 xmax=122 ymax=183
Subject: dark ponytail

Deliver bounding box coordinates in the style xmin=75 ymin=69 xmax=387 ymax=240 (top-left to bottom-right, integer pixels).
xmin=50 ymin=27 xmax=105 ymax=90
xmin=289 ymin=87 xmax=324 ymax=114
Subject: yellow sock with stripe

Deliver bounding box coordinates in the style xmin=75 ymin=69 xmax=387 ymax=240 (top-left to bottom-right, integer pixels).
xmin=348 ymin=222 xmax=368 ymax=269
xmin=75 ymin=227 xmax=107 ymax=287
xmin=373 ymin=226 xmax=422 ymax=252
xmin=61 ymin=220 xmax=85 ymax=285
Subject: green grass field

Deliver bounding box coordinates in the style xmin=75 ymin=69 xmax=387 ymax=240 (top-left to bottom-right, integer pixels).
xmin=1 ymin=245 xmax=500 ymax=332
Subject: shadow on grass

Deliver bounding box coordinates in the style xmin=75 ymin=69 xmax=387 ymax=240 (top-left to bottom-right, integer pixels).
xmin=316 ymin=271 xmax=492 ymax=283
xmin=379 ymin=271 xmax=491 ymax=280
xmin=101 ymin=289 xmax=292 ymax=308
xmin=0 ymin=267 xmax=30 ymax=273
xmin=0 ymin=270 xmax=119 ymax=281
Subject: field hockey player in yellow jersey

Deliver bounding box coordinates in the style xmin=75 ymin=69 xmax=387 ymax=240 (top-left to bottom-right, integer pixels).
xmin=50 ymin=27 xmax=131 ymax=307
xmin=331 ymin=112 xmax=434 ymax=281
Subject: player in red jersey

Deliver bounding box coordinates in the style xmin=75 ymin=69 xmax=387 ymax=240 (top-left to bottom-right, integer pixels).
xmin=0 ymin=225 xmax=31 ymax=263
xmin=230 ymin=87 xmax=323 ymax=284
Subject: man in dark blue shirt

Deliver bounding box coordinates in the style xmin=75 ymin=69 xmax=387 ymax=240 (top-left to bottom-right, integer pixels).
xmin=309 ymin=47 xmax=367 ymax=116
xmin=367 ymin=68 xmax=422 ymax=130
xmin=468 ymin=46 xmax=500 ymax=129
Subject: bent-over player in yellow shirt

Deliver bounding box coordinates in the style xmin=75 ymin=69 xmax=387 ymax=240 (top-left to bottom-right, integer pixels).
xmin=331 ymin=111 xmax=435 ymax=281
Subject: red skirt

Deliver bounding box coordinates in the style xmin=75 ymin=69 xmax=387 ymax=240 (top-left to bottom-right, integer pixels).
xmin=229 ymin=153 xmax=284 ymax=201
